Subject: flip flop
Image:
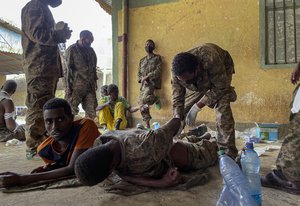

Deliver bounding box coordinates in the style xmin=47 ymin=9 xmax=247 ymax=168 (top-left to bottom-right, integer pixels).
xmin=261 ymin=170 xmax=300 ymax=195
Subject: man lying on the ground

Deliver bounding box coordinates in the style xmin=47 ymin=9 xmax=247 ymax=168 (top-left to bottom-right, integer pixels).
xmin=75 ymin=118 xmax=218 ymax=188
xmin=0 ymin=98 xmax=100 ymax=188
xmin=0 ymin=80 xmax=25 ymax=142
xmin=260 ymin=61 xmax=300 ymax=195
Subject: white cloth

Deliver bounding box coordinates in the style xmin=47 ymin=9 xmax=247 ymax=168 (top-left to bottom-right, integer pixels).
xmin=291 ymin=87 xmax=300 ymax=113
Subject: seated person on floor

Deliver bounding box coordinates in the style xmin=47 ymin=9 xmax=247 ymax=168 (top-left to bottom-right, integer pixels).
xmin=0 ymin=98 xmax=100 ymax=188
xmin=100 ymin=85 xmax=108 ymax=97
xmin=96 ymin=84 xmax=138 ymax=131
xmin=0 ymin=80 xmax=25 ymax=143
xmin=260 ymin=62 xmax=300 ymax=195
xmin=75 ymin=118 xmax=218 ymax=188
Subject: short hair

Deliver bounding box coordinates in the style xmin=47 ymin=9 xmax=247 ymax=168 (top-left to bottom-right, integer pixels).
xmin=107 ymin=84 xmax=119 ymax=95
xmin=75 ymin=145 xmax=114 ymax=186
xmin=100 ymin=85 xmax=108 ymax=92
xmin=2 ymin=80 xmax=17 ymax=93
xmin=80 ymin=30 xmax=93 ymax=39
xmin=146 ymin=39 xmax=155 ymax=47
xmin=43 ymin=98 xmax=72 ymax=118
xmin=172 ymin=52 xmax=198 ymax=76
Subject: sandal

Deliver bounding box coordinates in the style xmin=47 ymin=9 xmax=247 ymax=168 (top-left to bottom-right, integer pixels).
xmin=261 ymin=170 xmax=300 ymax=195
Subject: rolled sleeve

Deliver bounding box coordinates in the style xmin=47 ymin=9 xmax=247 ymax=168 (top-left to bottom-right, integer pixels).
xmin=172 ymin=75 xmax=186 ymax=118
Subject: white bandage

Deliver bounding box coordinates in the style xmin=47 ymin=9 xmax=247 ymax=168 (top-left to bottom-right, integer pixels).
xmin=4 ymin=111 xmax=16 ymax=120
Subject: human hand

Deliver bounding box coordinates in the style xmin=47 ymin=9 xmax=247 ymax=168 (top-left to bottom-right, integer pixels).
xmin=175 ymin=120 xmax=185 ymax=136
xmin=185 ymin=104 xmax=201 ymax=126
xmin=162 ymin=167 xmax=181 ymax=187
xmin=31 ymin=165 xmax=48 ymax=174
xmin=0 ymin=172 xmax=22 ymax=188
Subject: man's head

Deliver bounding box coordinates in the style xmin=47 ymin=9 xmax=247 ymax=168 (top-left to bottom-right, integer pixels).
xmin=79 ymin=30 xmax=94 ymax=48
xmin=107 ymin=84 xmax=119 ymax=101
xmin=145 ymin=39 xmax=155 ymax=54
xmin=172 ymin=52 xmax=199 ymax=84
xmin=43 ymin=98 xmax=74 ymax=141
xmin=75 ymin=144 xmax=114 ymax=186
xmin=47 ymin=0 xmax=62 ymax=8
xmin=1 ymin=80 xmax=17 ymax=96
xmin=100 ymin=85 xmax=108 ymax=97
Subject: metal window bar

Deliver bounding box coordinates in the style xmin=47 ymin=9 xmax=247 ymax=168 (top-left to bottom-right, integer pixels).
xmin=266 ymin=0 xmax=300 ymax=64
xmin=273 ymin=0 xmax=277 ymax=63
xmin=293 ymin=0 xmax=297 ymax=62
xmin=283 ymin=0 xmax=287 ymax=63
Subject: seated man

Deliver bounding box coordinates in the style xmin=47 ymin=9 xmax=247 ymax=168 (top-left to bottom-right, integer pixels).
xmin=75 ymin=118 xmax=218 ymax=188
xmin=0 ymin=80 xmax=25 ymax=142
xmin=0 ymin=98 xmax=100 ymax=188
xmin=100 ymin=85 xmax=108 ymax=97
xmin=260 ymin=62 xmax=300 ymax=195
xmin=96 ymin=84 xmax=138 ymax=131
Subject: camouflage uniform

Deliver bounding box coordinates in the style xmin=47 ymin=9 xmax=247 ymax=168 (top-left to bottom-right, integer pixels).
xmin=100 ymin=128 xmax=217 ymax=178
xmin=172 ymin=43 xmax=238 ymax=158
xmin=276 ymin=84 xmax=300 ymax=181
xmin=65 ymin=41 xmax=98 ymax=118
xmin=0 ymin=125 xmax=26 ymax=143
xmin=138 ymin=54 xmax=162 ymax=121
xmin=22 ymin=0 xmax=67 ymax=150
xmin=0 ymin=91 xmax=25 ymax=142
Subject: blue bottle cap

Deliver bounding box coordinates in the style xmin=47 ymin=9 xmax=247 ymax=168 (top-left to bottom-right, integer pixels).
xmin=245 ymin=142 xmax=254 ymax=149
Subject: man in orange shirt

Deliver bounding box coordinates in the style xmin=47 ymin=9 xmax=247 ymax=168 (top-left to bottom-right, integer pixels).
xmin=0 ymin=98 xmax=99 ymax=188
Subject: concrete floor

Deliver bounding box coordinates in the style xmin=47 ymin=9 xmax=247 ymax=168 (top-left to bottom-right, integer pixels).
xmin=0 ymin=140 xmax=299 ymax=206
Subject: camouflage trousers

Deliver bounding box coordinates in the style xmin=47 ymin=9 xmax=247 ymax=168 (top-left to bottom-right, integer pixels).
xmin=139 ymin=84 xmax=158 ymax=121
xmin=184 ymin=89 xmax=238 ymax=158
xmin=176 ymin=137 xmax=218 ymax=171
xmin=276 ymin=85 xmax=300 ymax=181
xmin=67 ymin=87 xmax=97 ymax=119
xmin=0 ymin=125 xmax=26 ymax=142
xmin=25 ymin=77 xmax=58 ymax=150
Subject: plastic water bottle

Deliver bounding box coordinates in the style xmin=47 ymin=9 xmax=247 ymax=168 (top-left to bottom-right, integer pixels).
xmin=152 ymin=122 xmax=160 ymax=130
xmin=241 ymin=142 xmax=262 ymax=206
xmin=217 ymin=150 xmax=257 ymax=206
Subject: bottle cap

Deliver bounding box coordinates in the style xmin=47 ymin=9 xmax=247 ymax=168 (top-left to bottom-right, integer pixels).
xmin=245 ymin=142 xmax=254 ymax=149
xmin=217 ymin=149 xmax=225 ymax=156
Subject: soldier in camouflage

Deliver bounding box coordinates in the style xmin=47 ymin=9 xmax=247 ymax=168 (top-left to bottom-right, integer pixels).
xmin=65 ymin=30 xmax=98 ymax=119
xmin=0 ymin=80 xmax=25 ymax=143
xmin=138 ymin=39 xmax=162 ymax=129
xmin=75 ymin=118 xmax=218 ymax=187
xmin=171 ymin=43 xmax=238 ymax=159
xmin=21 ymin=0 xmax=72 ymax=157
xmin=261 ymin=62 xmax=300 ymax=194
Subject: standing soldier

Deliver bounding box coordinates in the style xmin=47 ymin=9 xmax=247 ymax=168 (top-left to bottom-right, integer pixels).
xmin=261 ymin=61 xmax=300 ymax=194
xmin=171 ymin=43 xmax=238 ymax=159
xmin=21 ymin=0 xmax=72 ymax=158
xmin=138 ymin=39 xmax=162 ymax=129
xmin=65 ymin=30 xmax=98 ymax=119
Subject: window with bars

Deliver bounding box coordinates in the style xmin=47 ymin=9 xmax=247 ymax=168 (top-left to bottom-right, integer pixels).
xmin=261 ymin=0 xmax=300 ymax=66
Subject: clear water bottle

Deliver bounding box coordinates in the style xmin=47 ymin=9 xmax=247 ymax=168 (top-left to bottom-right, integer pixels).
xmin=241 ymin=142 xmax=262 ymax=206
xmin=217 ymin=150 xmax=257 ymax=206
xmin=152 ymin=122 xmax=160 ymax=130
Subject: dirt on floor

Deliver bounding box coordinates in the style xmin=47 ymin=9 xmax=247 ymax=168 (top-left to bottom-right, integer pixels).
xmin=0 ymin=139 xmax=299 ymax=206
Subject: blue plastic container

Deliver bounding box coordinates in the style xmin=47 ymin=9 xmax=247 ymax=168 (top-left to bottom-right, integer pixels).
xmin=256 ymin=123 xmax=280 ymax=141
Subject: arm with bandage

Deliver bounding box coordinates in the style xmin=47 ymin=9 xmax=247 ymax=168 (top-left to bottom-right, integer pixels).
xmin=2 ymin=99 xmax=18 ymax=131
